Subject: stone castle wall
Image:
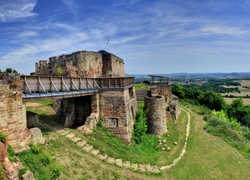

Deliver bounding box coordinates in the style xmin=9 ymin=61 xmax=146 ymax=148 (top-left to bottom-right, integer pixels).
xmin=100 ymin=87 xmax=137 ymax=143
xmin=135 ymin=90 xmax=150 ymax=101
xmin=53 ymin=96 xmax=92 ymax=128
xmin=0 ymin=75 xmax=30 ymax=153
xmin=145 ymin=95 xmax=167 ymax=136
xmin=35 ymin=50 xmax=124 ymax=78
xmin=150 ymin=84 xmax=172 ymax=103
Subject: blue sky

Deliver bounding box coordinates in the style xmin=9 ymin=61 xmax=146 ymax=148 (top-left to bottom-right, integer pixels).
xmin=1 ymin=0 xmax=250 ymax=75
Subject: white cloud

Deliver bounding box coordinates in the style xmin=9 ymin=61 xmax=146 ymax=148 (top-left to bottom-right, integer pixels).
xmin=0 ymin=0 xmax=37 ymax=22
xmin=17 ymin=31 xmax=38 ymax=38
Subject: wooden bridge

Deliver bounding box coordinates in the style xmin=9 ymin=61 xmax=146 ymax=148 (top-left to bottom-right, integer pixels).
xmin=20 ymin=76 xmax=134 ymax=99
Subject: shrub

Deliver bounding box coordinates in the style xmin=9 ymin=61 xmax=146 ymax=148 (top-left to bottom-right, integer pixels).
xmin=7 ymin=145 xmax=15 ymax=156
xmin=31 ymin=145 xmax=42 ymax=154
xmin=51 ymin=165 xmax=62 ymax=179
xmin=40 ymin=154 xmax=52 ymax=166
xmin=18 ymin=168 xmax=28 ymax=179
xmin=97 ymin=119 xmax=103 ymax=127
xmin=0 ymin=133 xmax=7 ymax=143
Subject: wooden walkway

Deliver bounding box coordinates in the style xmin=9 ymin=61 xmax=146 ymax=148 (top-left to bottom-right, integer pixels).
xmin=20 ymin=76 xmax=134 ymax=99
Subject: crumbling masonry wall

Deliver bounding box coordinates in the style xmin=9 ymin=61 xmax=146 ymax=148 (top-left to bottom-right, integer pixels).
xmin=53 ymin=96 xmax=92 ymax=128
xmin=100 ymin=87 xmax=137 ymax=143
xmin=0 ymin=74 xmax=30 ymax=153
xmin=35 ymin=50 xmax=125 ymax=78
xmin=145 ymin=95 xmax=167 ymax=136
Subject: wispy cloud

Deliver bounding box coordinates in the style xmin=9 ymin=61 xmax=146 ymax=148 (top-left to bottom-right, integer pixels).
xmin=0 ymin=0 xmax=37 ymax=22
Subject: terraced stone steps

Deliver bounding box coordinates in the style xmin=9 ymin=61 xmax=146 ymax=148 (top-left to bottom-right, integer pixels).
xmin=54 ymin=108 xmax=191 ymax=174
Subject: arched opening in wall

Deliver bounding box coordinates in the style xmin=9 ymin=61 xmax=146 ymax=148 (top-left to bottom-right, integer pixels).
xmin=129 ymin=87 xmax=134 ymax=98
xmin=74 ymin=96 xmax=91 ymax=128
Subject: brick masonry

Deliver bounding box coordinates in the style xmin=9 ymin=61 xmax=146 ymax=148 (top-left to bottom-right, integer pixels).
xmin=0 ymin=75 xmax=30 ymax=153
xmin=34 ymin=50 xmax=125 ymax=78
xmin=145 ymin=95 xmax=167 ymax=135
xmin=100 ymin=87 xmax=137 ymax=143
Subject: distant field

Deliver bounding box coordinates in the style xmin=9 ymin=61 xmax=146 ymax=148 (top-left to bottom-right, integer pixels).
xmin=235 ymin=80 xmax=250 ymax=86
xmin=224 ymin=97 xmax=250 ymax=105
xmin=221 ymin=80 xmax=250 ymax=97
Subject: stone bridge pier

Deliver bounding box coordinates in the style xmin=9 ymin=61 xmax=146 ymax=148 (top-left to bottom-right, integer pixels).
xmin=0 ymin=74 xmax=30 ymax=153
xmin=53 ymin=94 xmax=100 ymax=128
xmin=53 ymin=87 xmax=138 ymax=143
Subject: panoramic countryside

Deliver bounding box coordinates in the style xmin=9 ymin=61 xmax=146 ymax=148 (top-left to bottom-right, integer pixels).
xmin=1 ymin=1 xmax=250 ymax=180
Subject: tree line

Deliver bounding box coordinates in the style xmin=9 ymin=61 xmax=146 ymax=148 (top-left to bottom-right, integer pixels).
xmin=172 ymin=84 xmax=250 ymax=127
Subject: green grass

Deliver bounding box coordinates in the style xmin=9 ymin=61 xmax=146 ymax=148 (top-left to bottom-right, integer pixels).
xmin=18 ymin=144 xmax=62 ymax=179
xmin=0 ymin=164 xmax=3 ymax=180
xmin=134 ymin=83 xmax=150 ymax=90
xmin=137 ymin=100 xmax=144 ymax=108
xmin=23 ymin=99 xmax=250 ymax=179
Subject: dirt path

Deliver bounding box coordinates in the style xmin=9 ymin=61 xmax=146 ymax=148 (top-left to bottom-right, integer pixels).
xmin=160 ymin=107 xmax=191 ymax=170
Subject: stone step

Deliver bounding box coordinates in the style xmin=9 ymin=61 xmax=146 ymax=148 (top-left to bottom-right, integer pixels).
xmin=139 ymin=164 xmax=146 ymax=172
xmin=98 ymin=154 xmax=108 ymax=161
xmin=123 ymin=161 xmax=130 ymax=168
xmin=71 ymin=137 xmax=81 ymax=143
xmin=151 ymin=165 xmax=160 ymax=173
xmin=146 ymin=164 xmax=160 ymax=173
xmin=83 ymin=144 xmax=93 ymax=152
xmin=130 ymin=163 xmax=138 ymax=171
xmin=66 ymin=133 xmax=75 ymax=139
xmin=114 ymin=159 xmax=122 ymax=167
xmin=106 ymin=157 xmax=114 ymax=164
xmin=90 ymin=149 xmax=99 ymax=156
xmin=77 ymin=140 xmax=87 ymax=148
xmin=57 ymin=130 xmax=68 ymax=135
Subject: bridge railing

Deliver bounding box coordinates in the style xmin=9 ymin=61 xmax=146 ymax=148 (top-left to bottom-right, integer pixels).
xmin=20 ymin=76 xmax=134 ymax=98
xmin=20 ymin=76 xmax=100 ymax=95
xmin=97 ymin=77 xmax=134 ymax=89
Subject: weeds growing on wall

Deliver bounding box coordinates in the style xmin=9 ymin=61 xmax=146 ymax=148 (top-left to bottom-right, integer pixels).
xmin=0 ymin=133 xmax=7 ymax=143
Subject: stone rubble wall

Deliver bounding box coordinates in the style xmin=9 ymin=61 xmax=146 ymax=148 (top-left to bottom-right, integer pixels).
xmin=0 ymin=74 xmax=30 ymax=153
xmin=53 ymin=96 xmax=91 ymax=128
xmin=150 ymin=84 xmax=172 ymax=103
xmin=135 ymin=90 xmax=150 ymax=101
xmin=34 ymin=50 xmax=125 ymax=78
xmin=145 ymin=95 xmax=167 ymax=136
xmin=100 ymin=87 xmax=137 ymax=143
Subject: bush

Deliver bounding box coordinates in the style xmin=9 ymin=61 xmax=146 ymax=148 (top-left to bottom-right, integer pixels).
xmin=31 ymin=145 xmax=42 ymax=154
xmin=7 ymin=145 xmax=15 ymax=156
xmin=51 ymin=166 xmax=62 ymax=179
xmin=18 ymin=168 xmax=28 ymax=179
xmin=40 ymin=154 xmax=52 ymax=166
xmin=97 ymin=119 xmax=103 ymax=127
xmin=0 ymin=133 xmax=7 ymax=143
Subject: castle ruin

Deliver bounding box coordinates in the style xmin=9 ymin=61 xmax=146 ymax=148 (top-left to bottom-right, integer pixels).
xmin=34 ymin=50 xmax=137 ymax=143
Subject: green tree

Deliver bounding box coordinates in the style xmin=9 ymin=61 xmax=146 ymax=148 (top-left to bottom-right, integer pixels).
xmin=227 ymin=98 xmax=250 ymax=127
xmin=5 ymin=68 xmax=17 ymax=73
xmin=200 ymin=90 xmax=226 ymax=111
xmin=172 ymin=84 xmax=185 ymax=99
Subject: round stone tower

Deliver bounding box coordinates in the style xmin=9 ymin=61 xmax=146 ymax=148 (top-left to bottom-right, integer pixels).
xmin=144 ymin=95 xmax=167 ymax=136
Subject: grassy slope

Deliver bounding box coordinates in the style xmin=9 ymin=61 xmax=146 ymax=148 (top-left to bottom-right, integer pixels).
xmin=25 ymin=101 xmax=250 ymax=179
xmin=162 ymin=105 xmax=250 ymax=180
